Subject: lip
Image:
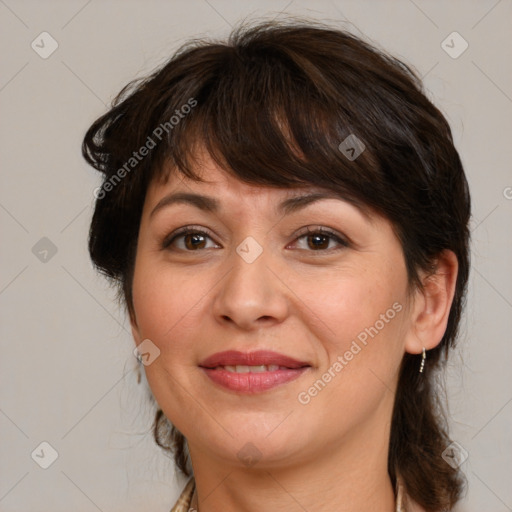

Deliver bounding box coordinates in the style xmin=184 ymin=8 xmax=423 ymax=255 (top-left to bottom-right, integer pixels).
xmin=199 ymin=350 xmax=311 ymax=394
xmin=199 ymin=350 xmax=310 ymax=369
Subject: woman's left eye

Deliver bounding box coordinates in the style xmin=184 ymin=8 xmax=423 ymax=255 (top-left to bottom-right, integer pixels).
xmin=162 ymin=226 xmax=348 ymax=252
xmin=291 ymin=227 xmax=349 ymax=252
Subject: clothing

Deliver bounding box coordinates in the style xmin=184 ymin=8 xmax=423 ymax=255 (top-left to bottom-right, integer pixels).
xmin=170 ymin=477 xmax=196 ymax=511
xmin=169 ymin=476 xmax=422 ymax=511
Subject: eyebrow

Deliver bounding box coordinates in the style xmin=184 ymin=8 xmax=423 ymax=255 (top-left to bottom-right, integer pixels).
xmin=149 ymin=191 xmax=355 ymax=219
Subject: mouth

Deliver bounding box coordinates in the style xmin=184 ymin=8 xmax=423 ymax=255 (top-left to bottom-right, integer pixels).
xmin=199 ymin=350 xmax=311 ymax=393
xmin=210 ymin=364 xmax=295 ymax=373
xmin=199 ymin=349 xmax=310 ymax=369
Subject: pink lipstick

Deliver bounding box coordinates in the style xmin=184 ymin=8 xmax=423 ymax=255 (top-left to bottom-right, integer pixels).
xmin=199 ymin=350 xmax=311 ymax=393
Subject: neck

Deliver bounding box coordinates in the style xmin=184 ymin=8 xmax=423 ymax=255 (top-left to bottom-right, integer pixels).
xmin=188 ymin=419 xmax=396 ymax=512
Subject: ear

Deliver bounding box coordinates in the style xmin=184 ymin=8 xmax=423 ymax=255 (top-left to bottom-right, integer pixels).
xmin=404 ymin=249 xmax=458 ymax=355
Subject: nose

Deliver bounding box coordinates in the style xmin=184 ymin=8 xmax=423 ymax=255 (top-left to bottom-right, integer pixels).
xmin=212 ymin=243 xmax=289 ymax=331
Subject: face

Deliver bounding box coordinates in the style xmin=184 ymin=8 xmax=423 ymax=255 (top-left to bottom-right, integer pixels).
xmin=130 ymin=153 xmax=417 ymax=471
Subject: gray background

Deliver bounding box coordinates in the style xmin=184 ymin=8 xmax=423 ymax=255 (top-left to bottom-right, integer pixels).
xmin=1 ymin=1 xmax=511 ymax=511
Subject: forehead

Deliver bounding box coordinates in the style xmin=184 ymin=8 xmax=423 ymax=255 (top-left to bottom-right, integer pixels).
xmin=145 ymin=173 xmax=288 ymax=224
xmin=144 ymin=156 xmax=378 ymax=228
xmin=148 ymin=152 xmax=352 ymax=207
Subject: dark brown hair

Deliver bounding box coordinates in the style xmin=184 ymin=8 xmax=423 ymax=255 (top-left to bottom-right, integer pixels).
xmin=83 ymin=19 xmax=470 ymax=511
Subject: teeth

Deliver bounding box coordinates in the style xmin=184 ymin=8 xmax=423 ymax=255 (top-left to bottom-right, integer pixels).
xmin=221 ymin=365 xmax=283 ymax=373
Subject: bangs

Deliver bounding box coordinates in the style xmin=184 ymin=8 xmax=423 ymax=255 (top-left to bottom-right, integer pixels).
xmin=83 ymin=20 xmax=464 ymax=288
xmin=148 ymin=28 xmax=386 ymax=213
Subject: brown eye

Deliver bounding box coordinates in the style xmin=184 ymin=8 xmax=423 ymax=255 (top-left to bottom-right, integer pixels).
xmin=293 ymin=227 xmax=349 ymax=252
xmin=183 ymin=232 xmax=208 ymax=250
xmin=306 ymin=233 xmax=330 ymax=250
xmin=163 ymin=227 xmax=219 ymax=251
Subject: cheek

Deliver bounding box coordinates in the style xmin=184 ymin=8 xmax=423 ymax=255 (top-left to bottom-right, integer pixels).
xmin=131 ymin=255 xmax=214 ymax=355
xmin=131 ymin=258 xmax=209 ymax=424
xmin=299 ymin=265 xmax=407 ymax=355
xmin=295 ymin=274 xmax=408 ymax=430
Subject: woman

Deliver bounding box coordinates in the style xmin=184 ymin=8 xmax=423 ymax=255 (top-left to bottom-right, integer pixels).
xmin=83 ymin=19 xmax=470 ymax=512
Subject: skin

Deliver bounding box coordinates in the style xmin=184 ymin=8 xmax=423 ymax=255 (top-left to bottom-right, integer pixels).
xmin=130 ymin=151 xmax=458 ymax=512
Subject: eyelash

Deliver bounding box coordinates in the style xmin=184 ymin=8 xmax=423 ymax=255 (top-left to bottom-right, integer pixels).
xmin=162 ymin=225 xmax=349 ymax=253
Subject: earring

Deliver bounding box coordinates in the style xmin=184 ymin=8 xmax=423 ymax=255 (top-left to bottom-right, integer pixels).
xmin=136 ymin=354 xmax=143 ymax=384
xmin=419 ymin=347 xmax=426 ymax=373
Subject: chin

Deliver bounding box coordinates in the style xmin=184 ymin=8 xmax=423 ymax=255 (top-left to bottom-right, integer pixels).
xmin=200 ymin=415 xmax=315 ymax=465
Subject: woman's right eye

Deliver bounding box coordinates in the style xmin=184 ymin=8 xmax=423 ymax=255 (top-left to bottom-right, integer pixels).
xmin=162 ymin=227 xmax=220 ymax=251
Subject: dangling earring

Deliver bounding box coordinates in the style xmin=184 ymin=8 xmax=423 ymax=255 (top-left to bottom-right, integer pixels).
xmin=136 ymin=353 xmax=143 ymax=384
xmin=419 ymin=347 xmax=426 ymax=373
